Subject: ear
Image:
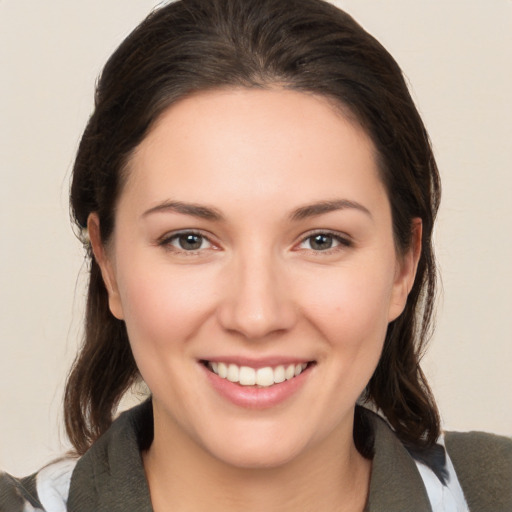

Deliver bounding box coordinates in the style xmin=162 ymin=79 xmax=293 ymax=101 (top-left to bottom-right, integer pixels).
xmin=87 ymin=213 xmax=125 ymax=320
xmin=388 ymin=218 xmax=422 ymax=322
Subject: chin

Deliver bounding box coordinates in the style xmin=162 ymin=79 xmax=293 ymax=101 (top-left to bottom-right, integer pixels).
xmin=198 ymin=422 xmax=314 ymax=470
xmin=213 ymin=442 xmax=305 ymax=470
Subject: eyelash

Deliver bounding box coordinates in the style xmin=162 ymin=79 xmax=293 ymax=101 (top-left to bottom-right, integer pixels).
xmin=296 ymin=230 xmax=353 ymax=254
xmin=157 ymin=229 xmax=352 ymax=255
xmin=157 ymin=230 xmax=216 ymax=255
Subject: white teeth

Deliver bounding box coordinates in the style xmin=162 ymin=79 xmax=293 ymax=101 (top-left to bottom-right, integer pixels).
xmin=208 ymin=361 xmax=309 ymax=387
xmin=227 ymin=364 xmax=239 ymax=382
xmin=256 ymin=367 xmax=274 ymax=387
xmin=285 ymin=364 xmax=295 ymax=380
xmin=239 ymin=366 xmax=256 ymax=385
xmin=217 ymin=362 xmax=228 ymax=378
xmin=274 ymin=365 xmax=286 ymax=383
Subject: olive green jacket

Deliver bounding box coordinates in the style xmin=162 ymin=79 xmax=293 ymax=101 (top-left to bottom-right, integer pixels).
xmin=1 ymin=401 xmax=511 ymax=511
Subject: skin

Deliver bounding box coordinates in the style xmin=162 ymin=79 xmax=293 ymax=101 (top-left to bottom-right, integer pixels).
xmin=89 ymin=88 xmax=421 ymax=512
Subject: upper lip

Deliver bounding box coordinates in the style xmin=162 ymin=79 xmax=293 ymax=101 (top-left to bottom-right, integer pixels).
xmin=199 ymin=356 xmax=315 ymax=369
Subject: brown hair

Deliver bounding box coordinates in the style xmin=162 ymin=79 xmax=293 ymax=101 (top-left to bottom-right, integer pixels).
xmin=66 ymin=0 xmax=441 ymax=456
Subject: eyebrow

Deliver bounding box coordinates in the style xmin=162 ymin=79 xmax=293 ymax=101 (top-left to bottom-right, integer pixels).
xmin=290 ymin=199 xmax=372 ymax=221
xmin=142 ymin=198 xmax=371 ymax=222
xmin=142 ymin=200 xmax=224 ymax=221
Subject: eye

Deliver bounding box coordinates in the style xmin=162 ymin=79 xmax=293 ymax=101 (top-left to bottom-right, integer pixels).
xmin=160 ymin=231 xmax=214 ymax=252
xmin=298 ymin=232 xmax=351 ymax=252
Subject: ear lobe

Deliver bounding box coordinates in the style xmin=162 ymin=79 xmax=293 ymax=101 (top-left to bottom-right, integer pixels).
xmin=87 ymin=213 xmax=125 ymax=320
xmin=388 ymin=218 xmax=422 ymax=322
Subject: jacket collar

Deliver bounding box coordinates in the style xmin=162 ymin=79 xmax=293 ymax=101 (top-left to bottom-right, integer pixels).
xmin=68 ymin=400 xmax=432 ymax=512
xmin=68 ymin=400 xmax=154 ymax=512
xmin=364 ymin=411 xmax=432 ymax=511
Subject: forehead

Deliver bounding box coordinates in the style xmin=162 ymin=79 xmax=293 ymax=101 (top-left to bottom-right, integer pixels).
xmin=122 ymin=87 xmax=386 ymax=216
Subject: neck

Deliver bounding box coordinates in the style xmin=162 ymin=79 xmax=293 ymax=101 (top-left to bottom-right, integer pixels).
xmin=143 ymin=412 xmax=371 ymax=512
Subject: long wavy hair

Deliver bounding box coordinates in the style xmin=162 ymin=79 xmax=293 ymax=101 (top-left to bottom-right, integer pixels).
xmin=65 ymin=0 xmax=441 ymax=456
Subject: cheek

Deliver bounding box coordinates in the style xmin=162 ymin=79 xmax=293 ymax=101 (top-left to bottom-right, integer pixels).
xmin=299 ymin=263 xmax=395 ymax=346
xmin=116 ymin=259 xmax=219 ymax=354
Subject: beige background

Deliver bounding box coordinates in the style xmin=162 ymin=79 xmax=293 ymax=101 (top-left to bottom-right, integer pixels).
xmin=1 ymin=0 xmax=510 ymax=477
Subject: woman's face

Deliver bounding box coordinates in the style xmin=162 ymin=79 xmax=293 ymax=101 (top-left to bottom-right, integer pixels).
xmin=92 ymin=88 xmax=418 ymax=469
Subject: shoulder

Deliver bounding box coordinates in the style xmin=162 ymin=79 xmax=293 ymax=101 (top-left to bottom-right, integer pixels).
xmin=445 ymin=429 xmax=512 ymax=463
xmin=444 ymin=430 xmax=512 ymax=511
xmin=360 ymin=407 xmax=512 ymax=511
xmin=0 ymin=458 xmax=77 ymax=512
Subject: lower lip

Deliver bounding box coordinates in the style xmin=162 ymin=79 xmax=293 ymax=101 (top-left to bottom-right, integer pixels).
xmin=201 ymin=363 xmax=313 ymax=409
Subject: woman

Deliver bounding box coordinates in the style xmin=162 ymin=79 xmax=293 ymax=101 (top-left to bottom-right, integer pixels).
xmin=1 ymin=0 xmax=510 ymax=510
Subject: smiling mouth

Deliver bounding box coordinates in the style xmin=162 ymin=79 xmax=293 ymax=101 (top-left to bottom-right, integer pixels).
xmin=201 ymin=361 xmax=315 ymax=388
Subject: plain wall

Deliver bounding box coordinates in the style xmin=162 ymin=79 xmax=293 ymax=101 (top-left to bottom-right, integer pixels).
xmin=1 ymin=0 xmax=510 ymax=476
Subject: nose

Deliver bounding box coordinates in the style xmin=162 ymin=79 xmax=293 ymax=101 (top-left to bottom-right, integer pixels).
xmin=217 ymin=251 xmax=297 ymax=340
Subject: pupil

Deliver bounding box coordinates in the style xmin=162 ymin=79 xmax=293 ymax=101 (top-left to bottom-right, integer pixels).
xmin=179 ymin=234 xmax=202 ymax=250
xmin=311 ymin=234 xmax=332 ymax=250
